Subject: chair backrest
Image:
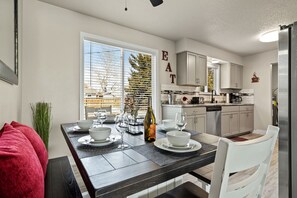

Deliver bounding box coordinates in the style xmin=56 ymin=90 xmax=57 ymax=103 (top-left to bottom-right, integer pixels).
xmin=85 ymin=106 xmax=112 ymax=120
xmin=209 ymin=125 xmax=279 ymax=198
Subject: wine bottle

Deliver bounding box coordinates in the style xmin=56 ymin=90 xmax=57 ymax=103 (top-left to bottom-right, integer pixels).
xmin=144 ymin=97 xmax=156 ymax=142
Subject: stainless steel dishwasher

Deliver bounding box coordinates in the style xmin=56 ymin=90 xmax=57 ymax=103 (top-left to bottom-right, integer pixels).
xmin=206 ymin=105 xmax=222 ymax=136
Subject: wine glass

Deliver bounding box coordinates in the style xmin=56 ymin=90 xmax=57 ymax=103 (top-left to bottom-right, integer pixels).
xmin=96 ymin=109 xmax=107 ymax=127
xmin=115 ymin=113 xmax=129 ymax=149
xmin=175 ymin=112 xmax=187 ymax=131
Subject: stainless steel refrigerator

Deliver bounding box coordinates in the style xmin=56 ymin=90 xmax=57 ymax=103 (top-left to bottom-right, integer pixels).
xmin=279 ymin=21 xmax=297 ymax=198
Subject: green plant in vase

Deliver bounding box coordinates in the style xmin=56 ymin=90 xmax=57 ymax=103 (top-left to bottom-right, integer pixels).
xmin=31 ymin=102 xmax=52 ymax=149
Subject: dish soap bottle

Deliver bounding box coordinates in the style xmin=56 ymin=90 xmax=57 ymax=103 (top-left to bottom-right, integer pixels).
xmin=144 ymin=96 xmax=156 ymax=142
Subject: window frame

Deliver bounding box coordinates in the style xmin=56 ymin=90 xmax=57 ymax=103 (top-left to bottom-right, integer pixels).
xmin=80 ymin=32 xmax=159 ymax=120
xmin=207 ymin=63 xmax=220 ymax=94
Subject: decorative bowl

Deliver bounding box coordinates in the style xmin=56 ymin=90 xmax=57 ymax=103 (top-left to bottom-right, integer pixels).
xmin=77 ymin=120 xmax=93 ymax=130
xmin=166 ymin=131 xmax=191 ymax=147
xmin=89 ymin=127 xmax=111 ymax=141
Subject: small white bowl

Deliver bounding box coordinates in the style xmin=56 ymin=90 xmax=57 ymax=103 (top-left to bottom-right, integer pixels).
xmin=166 ymin=131 xmax=191 ymax=147
xmin=77 ymin=120 xmax=93 ymax=130
xmin=162 ymin=119 xmax=176 ymax=130
xmin=89 ymin=127 xmax=111 ymax=141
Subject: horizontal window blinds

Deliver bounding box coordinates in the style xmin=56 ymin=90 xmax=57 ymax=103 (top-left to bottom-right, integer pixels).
xmin=83 ymin=40 xmax=152 ymax=115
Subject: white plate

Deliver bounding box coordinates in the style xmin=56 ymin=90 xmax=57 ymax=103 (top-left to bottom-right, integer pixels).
xmin=72 ymin=126 xmax=90 ymax=132
xmin=154 ymin=138 xmax=202 ymax=153
xmin=158 ymin=124 xmax=176 ymax=131
xmin=78 ymin=135 xmax=116 ymax=147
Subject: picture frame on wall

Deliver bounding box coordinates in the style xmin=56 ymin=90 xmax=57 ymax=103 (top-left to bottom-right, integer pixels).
xmin=0 ymin=0 xmax=18 ymax=85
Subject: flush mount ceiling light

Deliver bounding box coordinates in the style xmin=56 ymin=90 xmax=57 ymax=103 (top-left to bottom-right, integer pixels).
xmin=259 ymin=30 xmax=279 ymax=42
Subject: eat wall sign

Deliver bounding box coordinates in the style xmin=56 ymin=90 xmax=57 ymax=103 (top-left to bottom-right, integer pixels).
xmin=162 ymin=50 xmax=176 ymax=84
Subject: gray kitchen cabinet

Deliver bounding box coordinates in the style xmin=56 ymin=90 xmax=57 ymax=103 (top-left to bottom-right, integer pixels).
xmin=177 ymin=51 xmax=207 ymax=86
xmin=221 ymin=106 xmax=240 ymax=136
xmin=162 ymin=106 xmax=206 ymax=133
xmin=184 ymin=114 xmax=206 ymax=133
xmin=221 ymin=63 xmax=243 ymax=89
xmin=239 ymin=105 xmax=254 ymax=133
xmin=195 ymin=114 xmax=207 ymax=134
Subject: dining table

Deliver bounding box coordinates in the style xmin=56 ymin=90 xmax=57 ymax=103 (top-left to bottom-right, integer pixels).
xmin=60 ymin=123 xmax=219 ymax=198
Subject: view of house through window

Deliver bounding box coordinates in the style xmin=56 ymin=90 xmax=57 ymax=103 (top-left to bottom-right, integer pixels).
xmin=83 ymin=40 xmax=153 ymax=119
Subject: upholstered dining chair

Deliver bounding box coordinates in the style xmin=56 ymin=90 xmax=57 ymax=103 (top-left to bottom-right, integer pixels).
xmin=85 ymin=106 xmax=112 ymax=120
xmin=157 ymin=125 xmax=279 ymax=198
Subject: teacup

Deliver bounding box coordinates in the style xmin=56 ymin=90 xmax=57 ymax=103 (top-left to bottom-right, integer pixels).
xmin=166 ymin=131 xmax=191 ymax=147
xmin=89 ymin=127 xmax=111 ymax=141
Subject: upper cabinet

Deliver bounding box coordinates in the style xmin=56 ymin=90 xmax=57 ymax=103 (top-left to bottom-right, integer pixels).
xmin=220 ymin=63 xmax=243 ymax=89
xmin=177 ymin=51 xmax=207 ymax=86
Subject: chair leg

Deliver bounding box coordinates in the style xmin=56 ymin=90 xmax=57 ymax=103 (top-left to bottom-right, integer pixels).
xmin=195 ymin=179 xmax=210 ymax=192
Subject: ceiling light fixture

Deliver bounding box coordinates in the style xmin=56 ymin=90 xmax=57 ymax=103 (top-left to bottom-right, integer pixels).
xmin=259 ymin=30 xmax=279 ymax=42
xmin=150 ymin=0 xmax=163 ymax=7
xmin=125 ymin=0 xmax=128 ymax=11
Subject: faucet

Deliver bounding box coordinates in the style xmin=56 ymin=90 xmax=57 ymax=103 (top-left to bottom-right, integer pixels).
xmin=211 ymin=90 xmax=216 ymax=103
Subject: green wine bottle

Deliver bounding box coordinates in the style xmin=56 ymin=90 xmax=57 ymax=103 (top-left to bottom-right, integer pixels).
xmin=144 ymin=97 xmax=156 ymax=142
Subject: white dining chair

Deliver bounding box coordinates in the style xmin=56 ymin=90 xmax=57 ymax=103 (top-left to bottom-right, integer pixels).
xmin=157 ymin=125 xmax=279 ymax=198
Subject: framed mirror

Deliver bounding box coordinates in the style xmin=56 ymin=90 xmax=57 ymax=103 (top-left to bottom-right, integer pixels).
xmin=0 ymin=0 xmax=18 ymax=85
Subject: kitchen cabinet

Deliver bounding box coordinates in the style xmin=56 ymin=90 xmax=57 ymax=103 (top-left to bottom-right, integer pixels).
xmin=162 ymin=106 xmax=206 ymax=133
xmin=221 ymin=63 xmax=243 ymax=89
xmin=177 ymin=51 xmax=207 ymax=86
xmin=221 ymin=106 xmax=240 ymax=136
xmin=239 ymin=106 xmax=254 ymax=133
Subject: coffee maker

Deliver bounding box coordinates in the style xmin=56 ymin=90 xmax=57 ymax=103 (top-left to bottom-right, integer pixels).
xmin=229 ymin=93 xmax=242 ymax=103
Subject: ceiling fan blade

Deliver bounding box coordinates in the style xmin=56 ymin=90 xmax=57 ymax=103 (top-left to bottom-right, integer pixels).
xmin=150 ymin=0 xmax=163 ymax=7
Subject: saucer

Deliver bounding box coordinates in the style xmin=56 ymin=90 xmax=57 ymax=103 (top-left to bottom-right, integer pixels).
xmin=78 ymin=135 xmax=116 ymax=147
xmin=71 ymin=126 xmax=90 ymax=133
xmin=162 ymin=143 xmax=195 ymax=150
xmin=154 ymin=138 xmax=202 ymax=153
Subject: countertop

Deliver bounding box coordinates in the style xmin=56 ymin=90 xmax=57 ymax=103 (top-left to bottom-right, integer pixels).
xmin=162 ymin=103 xmax=254 ymax=108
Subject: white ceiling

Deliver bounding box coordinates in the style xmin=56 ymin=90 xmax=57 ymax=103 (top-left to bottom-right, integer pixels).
xmin=39 ymin=0 xmax=297 ymax=56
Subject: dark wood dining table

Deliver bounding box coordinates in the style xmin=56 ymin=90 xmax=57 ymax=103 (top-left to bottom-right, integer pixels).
xmin=60 ymin=123 xmax=219 ymax=198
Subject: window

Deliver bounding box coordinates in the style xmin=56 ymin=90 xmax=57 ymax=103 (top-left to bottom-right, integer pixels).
xmin=82 ymin=40 xmax=153 ymax=118
xmin=207 ymin=58 xmax=220 ymax=94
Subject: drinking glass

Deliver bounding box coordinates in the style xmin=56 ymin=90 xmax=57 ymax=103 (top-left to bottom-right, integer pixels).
xmin=175 ymin=112 xmax=187 ymax=131
xmin=96 ymin=109 xmax=107 ymax=127
xmin=115 ymin=113 xmax=129 ymax=149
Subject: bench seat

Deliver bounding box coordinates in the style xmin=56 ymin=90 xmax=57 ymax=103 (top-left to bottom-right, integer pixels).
xmin=45 ymin=156 xmax=82 ymax=198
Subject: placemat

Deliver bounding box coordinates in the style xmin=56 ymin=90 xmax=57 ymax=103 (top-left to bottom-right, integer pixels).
xmin=68 ymin=135 xmax=130 ymax=159
xmin=132 ymin=140 xmax=216 ymax=167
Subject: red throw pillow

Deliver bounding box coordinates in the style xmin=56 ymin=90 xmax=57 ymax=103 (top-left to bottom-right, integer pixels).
xmin=0 ymin=123 xmax=44 ymax=198
xmin=11 ymin=121 xmax=48 ymax=176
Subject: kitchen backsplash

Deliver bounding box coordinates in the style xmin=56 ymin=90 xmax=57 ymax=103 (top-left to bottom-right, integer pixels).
xmin=161 ymin=84 xmax=254 ymax=104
